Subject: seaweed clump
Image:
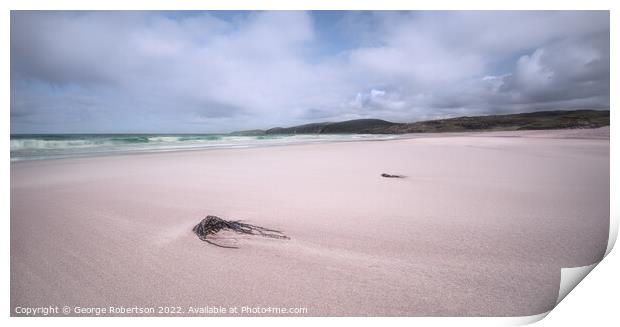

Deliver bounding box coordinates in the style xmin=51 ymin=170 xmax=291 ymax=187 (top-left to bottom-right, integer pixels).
xmin=381 ymin=173 xmax=405 ymax=178
xmin=192 ymin=215 xmax=289 ymax=248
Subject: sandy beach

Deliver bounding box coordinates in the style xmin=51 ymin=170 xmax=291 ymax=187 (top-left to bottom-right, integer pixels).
xmin=10 ymin=128 xmax=610 ymax=316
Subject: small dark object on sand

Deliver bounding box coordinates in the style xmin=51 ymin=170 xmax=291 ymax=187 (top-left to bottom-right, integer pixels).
xmin=381 ymin=173 xmax=405 ymax=178
xmin=192 ymin=215 xmax=289 ymax=248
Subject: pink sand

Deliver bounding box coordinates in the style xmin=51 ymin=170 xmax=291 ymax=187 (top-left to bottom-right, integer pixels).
xmin=11 ymin=128 xmax=610 ymax=316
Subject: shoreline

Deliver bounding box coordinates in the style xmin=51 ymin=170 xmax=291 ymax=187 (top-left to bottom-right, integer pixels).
xmin=10 ymin=126 xmax=610 ymax=164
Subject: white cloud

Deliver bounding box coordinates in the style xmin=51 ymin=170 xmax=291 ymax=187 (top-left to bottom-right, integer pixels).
xmin=10 ymin=11 xmax=610 ymax=133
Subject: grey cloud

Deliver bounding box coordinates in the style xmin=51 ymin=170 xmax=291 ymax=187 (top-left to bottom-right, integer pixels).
xmin=10 ymin=11 xmax=610 ymax=133
xmin=493 ymin=33 xmax=610 ymax=109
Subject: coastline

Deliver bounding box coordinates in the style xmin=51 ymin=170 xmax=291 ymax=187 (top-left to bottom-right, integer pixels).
xmin=9 ymin=133 xmax=401 ymax=162
xmin=10 ymin=126 xmax=609 ymax=163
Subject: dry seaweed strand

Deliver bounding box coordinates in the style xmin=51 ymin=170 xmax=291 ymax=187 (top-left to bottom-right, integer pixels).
xmin=381 ymin=173 xmax=405 ymax=178
xmin=192 ymin=215 xmax=289 ymax=248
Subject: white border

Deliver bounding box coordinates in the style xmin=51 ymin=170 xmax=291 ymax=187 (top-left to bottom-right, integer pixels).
xmin=2 ymin=1 xmax=617 ymax=326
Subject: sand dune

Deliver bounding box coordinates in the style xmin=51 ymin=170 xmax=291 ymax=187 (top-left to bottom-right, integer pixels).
xmin=10 ymin=128 xmax=610 ymax=316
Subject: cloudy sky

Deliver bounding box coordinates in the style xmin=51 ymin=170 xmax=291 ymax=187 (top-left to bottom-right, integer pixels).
xmin=11 ymin=11 xmax=609 ymax=133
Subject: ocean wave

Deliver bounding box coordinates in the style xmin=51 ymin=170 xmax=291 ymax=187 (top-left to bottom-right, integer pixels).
xmin=177 ymin=135 xmax=222 ymax=142
xmin=111 ymin=136 xmax=150 ymax=143
xmin=10 ymin=134 xmax=227 ymax=150
xmin=10 ymin=133 xmax=399 ymax=161
xmin=11 ymin=136 xmax=149 ymax=149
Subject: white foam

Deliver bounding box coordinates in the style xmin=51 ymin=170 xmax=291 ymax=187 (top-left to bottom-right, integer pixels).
xmin=11 ymin=134 xmax=402 ymax=161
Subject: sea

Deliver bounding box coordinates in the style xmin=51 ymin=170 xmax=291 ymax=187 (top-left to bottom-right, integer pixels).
xmin=10 ymin=134 xmax=400 ymax=161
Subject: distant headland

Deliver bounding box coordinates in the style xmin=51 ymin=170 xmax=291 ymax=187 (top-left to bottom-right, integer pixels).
xmin=232 ymin=109 xmax=609 ymax=135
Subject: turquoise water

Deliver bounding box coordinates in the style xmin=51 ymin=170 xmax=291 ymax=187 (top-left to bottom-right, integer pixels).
xmin=10 ymin=134 xmax=399 ymax=161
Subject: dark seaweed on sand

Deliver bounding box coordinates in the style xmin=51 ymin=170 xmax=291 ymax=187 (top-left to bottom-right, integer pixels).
xmin=381 ymin=173 xmax=405 ymax=178
xmin=192 ymin=215 xmax=289 ymax=248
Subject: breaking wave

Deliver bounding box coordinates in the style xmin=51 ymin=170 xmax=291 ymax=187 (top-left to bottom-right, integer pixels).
xmin=10 ymin=133 xmax=399 ymax=161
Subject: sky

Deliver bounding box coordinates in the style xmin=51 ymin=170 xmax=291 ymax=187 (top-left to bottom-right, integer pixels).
xmin=11 ymin=11 xmax=610 ymax=134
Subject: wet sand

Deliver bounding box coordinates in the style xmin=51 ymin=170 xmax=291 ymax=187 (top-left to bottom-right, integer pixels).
xmin=10 ymin=128 xmax=610 ymax=316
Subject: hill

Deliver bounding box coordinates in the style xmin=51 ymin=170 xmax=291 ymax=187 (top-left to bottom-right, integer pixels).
xmin=231 ymin=110 xmax=610 ymax=135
